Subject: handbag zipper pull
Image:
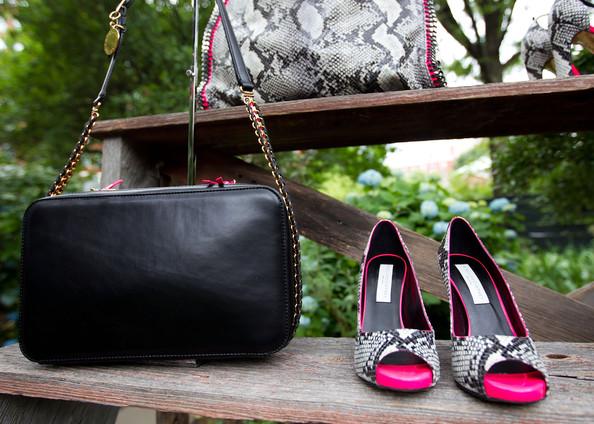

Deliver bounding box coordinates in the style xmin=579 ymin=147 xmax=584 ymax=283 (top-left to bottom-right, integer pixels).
xmin=200 ymin=177 xmax=237 ymax=187
xmin=90 ymin=179 xmax=124 ymax=192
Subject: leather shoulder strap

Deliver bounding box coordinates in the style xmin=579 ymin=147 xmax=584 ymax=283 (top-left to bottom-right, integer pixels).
xmin=214 ymin=0 xmax=254 ymax=91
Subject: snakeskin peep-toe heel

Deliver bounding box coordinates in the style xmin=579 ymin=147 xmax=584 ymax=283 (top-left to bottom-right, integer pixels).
xmin=354 ymin=220 xmax=439 ymax=392
xmin=438 ymin=217 xmax=548 ymax=403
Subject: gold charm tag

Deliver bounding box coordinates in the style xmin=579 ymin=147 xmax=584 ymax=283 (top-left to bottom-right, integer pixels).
xmin=104 ymin=27 xmax=120 ymax=56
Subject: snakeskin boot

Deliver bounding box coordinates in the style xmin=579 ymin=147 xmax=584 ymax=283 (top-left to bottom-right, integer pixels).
xmin=354 ymin=220 xmax=439 ymax=391
xmin=438 ymin=217 xmax=549 ymax=403
xmin=521 ymin=20 xmax=555 ymax=79
xmin=550 ymin=0 xmax=594 ymax=77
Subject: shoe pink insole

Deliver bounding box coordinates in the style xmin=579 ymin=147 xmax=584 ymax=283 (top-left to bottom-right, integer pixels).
xmin=376 ymin=363 xmax=433 ymax=391
xmin=484 ymin=371 xmax=546 ymax=403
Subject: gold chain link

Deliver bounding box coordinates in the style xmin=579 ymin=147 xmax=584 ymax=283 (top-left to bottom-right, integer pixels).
xmin=241 ymin=90 xmax=302 ymax=334
xmin=48 ymin=103 xmax=101 ymax=196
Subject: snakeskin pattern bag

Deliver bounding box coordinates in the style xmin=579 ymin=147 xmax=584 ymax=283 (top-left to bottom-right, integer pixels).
xmin=199 ymin=0 xmax=446 ymax=109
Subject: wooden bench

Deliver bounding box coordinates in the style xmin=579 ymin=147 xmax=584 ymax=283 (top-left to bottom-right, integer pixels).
xmin=1 ymin=340 xmax=593 ymax=423
xmin=2 ymin=78 xmax=594 ymax=422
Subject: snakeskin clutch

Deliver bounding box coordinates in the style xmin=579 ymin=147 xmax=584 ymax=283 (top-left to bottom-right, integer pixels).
xmin=199 ymin=0 xmax=446 ymax=109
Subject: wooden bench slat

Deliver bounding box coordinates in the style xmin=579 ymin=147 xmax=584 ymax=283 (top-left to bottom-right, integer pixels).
xmin=92 ymin=77 xmax=594 ymax=154
xmin=568 ymin=282 xmax=594 ymax=308
xmin=0 ymin=340 xmax=592 ymax=423
xmin=0 ymin=394 xmax=118 ymax=424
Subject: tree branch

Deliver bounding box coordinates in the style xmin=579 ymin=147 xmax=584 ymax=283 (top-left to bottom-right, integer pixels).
xmin=434 ymin=0 xmax=479 ymax=58
xmin=463 ymin=0 xmax=482 ymax=44
xmin=498 ymin=0 xmax=518 ymax=44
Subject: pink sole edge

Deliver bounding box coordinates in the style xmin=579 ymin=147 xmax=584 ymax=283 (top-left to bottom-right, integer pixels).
xmin=376 ymin=363 xmax=433 ymax=391
xmin=484 ymin=371 xmax=547 ymax=403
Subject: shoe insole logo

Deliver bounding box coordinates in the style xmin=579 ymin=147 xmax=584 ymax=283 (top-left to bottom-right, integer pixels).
xmin=376 ymin=264 xmax=394 ymax=303
xmin=455 ymin=264 xmax=490 ymax=305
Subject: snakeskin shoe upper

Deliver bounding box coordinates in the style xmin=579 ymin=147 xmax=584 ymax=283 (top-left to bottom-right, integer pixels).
xmin=438 ymin=217 xmax=549 ymax=402
xmin=550 ymin=0 xmax=593 ymax=77
xmin=355 ymin=328 xmax=439 ymax=386
xmin=451 ymin=335 xmax=548 ymax=399
xmin=354 ymin=220 xmax=439 ymax=390
xmin=521 ymin=21 xmax=554 ymax=79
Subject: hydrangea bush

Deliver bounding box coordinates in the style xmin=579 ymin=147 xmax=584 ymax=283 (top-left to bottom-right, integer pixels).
xmin=348 ymin=171 xmax=523 ymax=256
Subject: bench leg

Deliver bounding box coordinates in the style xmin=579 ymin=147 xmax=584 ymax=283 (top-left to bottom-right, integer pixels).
xmin=0 ymin=394 xmax=118 ymax=424
xmin=101 ymin=136 xmax=165 ymax=188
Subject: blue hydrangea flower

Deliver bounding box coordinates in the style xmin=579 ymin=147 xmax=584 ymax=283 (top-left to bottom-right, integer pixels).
xmin=489 ymin=197 xmax=515 ymax=212
xmin=448 ymin=200 xmax=470 ymax=215
xmin=420 ymin=200 xmax=439 ymax=218
xmin=299 ymin=316 xmax=311 ymax=327
xmin=6 ymin=312 xmax=17 ymax=322
xmin=419 ymin=182 xmax=436 ymax=194
xmin=504 ymin=229 xmax=518 ymax=239
xmin=302 ymin=296 xmax=318 ymax=312
xmin=432 ymin=221 xmax=449 ymax=236
xmin=357 ymin=169 xmax=383 ymax=187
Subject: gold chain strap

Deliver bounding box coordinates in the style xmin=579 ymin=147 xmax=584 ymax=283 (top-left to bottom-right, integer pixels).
xmin=47 ymin=102 xmax=102 ymax=196
xmin=241 ymin=90 xmax=302 ymax=334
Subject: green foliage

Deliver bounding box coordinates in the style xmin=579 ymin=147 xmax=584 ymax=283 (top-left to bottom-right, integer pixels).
xmin=491 ymin=52 xmax=594 ymax=225
xmin=573 ymin=46 xmax=594 ymax=74
xmin=445 ymin=58 xmax=474 ymax=78
xmin=0 ymin=0 xmax=199 ymax=165
xmin=454 ymin=140 xmax=489 ymax=169
xmin=348 ymin=172 xmax=523 ymax=256
xmin=517 ymin=244 xmax=594 ymax=294
xmin=494 ymin=132 xmax=594 ymax=225
xmin=297 ymin=238 xmax=360 ymax=337
xmin=247 ymin=145 xmax=394 ymax=192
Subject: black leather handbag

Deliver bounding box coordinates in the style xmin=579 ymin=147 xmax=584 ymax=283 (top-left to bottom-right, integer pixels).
xmin=19 ymin=0 xmax=301 ymax=364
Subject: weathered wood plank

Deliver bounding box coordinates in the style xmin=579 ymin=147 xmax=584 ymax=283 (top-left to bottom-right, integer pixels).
xmin=173 ymin=153 xmax=594 ymax=342
xmin=0 ymin=393 xmax=118 ymax=424
xmin=568 ymin=282 xmax=594 ymax=308
xmin=0 ymin=341 xmax=592 ymax=423
xmin=93 ymin=77 xmax=594 ymax=154
xmin=100 ymin=137 xmax=164 ymax=189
